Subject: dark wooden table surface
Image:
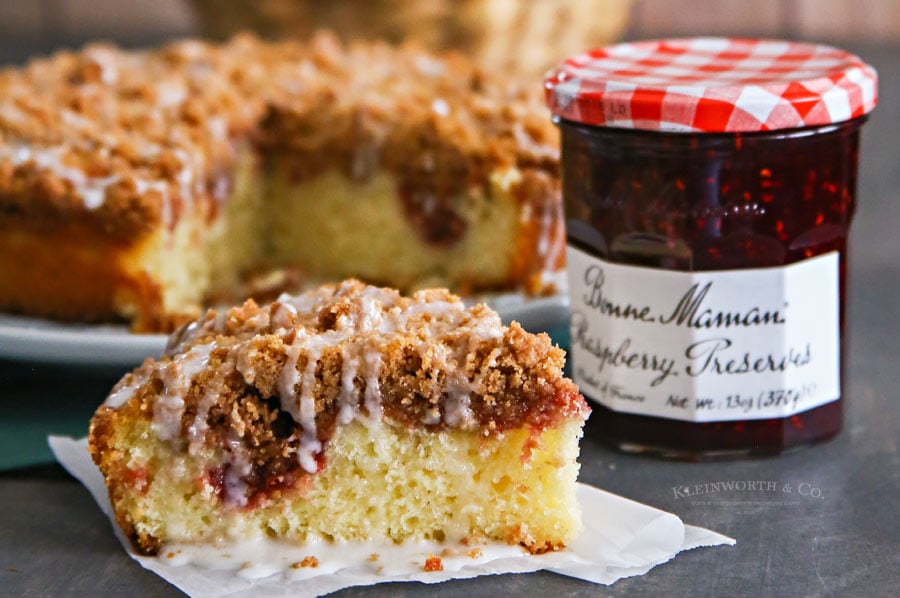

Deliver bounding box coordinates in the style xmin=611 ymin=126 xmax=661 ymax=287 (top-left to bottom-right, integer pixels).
xmin=1 ymin=39 xmax=898 ymax=597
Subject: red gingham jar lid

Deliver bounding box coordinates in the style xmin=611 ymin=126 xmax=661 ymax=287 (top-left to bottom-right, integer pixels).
xmin=544 ymin=37 xmax=878 ymax=133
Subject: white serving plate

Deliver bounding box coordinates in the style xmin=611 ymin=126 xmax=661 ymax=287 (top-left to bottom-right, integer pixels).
xmin=0 ymin=294 xmax=569 ymax=367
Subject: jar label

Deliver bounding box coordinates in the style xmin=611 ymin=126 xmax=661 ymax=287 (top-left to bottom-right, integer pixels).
xmin=566 ymin=246 xmax=840 ymax=422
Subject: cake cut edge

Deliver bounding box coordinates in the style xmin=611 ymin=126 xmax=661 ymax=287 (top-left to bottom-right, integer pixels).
xmin=88 ymin=280 xmax=589 ymax=555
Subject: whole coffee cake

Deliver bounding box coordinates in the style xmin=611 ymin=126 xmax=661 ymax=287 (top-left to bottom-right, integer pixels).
xmin=0 ymin=33 xmax=563 ymax=331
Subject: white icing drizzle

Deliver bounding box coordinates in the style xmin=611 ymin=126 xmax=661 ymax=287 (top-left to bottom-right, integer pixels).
xmin=186 ymin=385 xmax=216 ymax=456
xmin=164 ymin=284 xmax=509 ymax=492
xmin=362 ymin=343 xmax=383 ymax=421
xmin=354 ymin=287 xmax=387 ymax=332
xmin=296 ymin=340 xmax=323 ymax=473
xmin=0 ymin=133 xmax=175 ymax=218
xmin=337 ymin=343 xmax=358 ymax=425
xmin=104 ymin=368 xmax=150 ymax=408
xmin=377 ymin=299 xmax=462 ymax=336
xmin=462 ymin=311 xmax=504 ymax=351
xmin=0 ymin=96 xmax=183 ymax=216
xmin=277 ymin=336 xmax=304 ymax=422
xmin=0 ymin=143 xmax=120 ymax=210
xmin=164 ymin=319 xmax=199 ymax=357
xmin=223 ymin=436 xmax=253 ymax=506
xmin=271 ymin=301 xmax=298 ymax=331
xmin=244 ymin=308 xmax=271 ymax=331
xmin=417 ymin=339 xmax=479 ymax=429
xmin=275 ymin=283 xmax=399 ymax=435
xmin=152 ymin=341 xmax=216 ymax=441
xmin=443 ymin=384 xmax=475 ymax=428
xmin=278 ymin=330 xmax=338 ymax=473
xmin=280 ymin=290 xmax=327 ymax=314
xmin=159 ymin=535 xmax=522 ymax=582
xmin=265 ymin=287 xmax=503 ymax=438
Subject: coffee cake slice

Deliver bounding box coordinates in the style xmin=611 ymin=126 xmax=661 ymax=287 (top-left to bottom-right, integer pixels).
xmin=89 ymin=280 xmax=589 ymax=555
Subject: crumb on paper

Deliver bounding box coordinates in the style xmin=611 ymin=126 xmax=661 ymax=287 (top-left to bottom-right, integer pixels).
xmin=290 ymin=556 xmax=319 ymax=569
xmin=423 ymin=554 xmax=443 ymax=572
xmin=439 ymin=547 xmax=459 ymax=558
xmin=166 ymin=552 xmax=175 ymax=559
xmin=467 ymin=548 xmax=483 ymax=559
xmin=367 ymin=553 xmax=379 ymax=562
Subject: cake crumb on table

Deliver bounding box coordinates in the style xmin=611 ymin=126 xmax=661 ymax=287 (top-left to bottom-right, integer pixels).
xmin=290 ymin=556 xmax=319 ymax=569
xmin=423 ymin=555 xmax=443 ymax=572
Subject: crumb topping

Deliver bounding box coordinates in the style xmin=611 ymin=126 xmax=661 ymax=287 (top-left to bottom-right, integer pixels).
xmin=99 ymin=280 xmax=587 ymax=505
xmin=0 ymin=32 xmax=558 ymax=239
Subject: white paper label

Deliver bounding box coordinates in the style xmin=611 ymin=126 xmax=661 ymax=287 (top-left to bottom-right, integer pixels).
xmin=566 ymin=246 xmax=840 ymax=422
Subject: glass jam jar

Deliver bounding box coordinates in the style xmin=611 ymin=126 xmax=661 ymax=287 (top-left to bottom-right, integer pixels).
xmin=545 ymin=38 xmax=877 ymax=459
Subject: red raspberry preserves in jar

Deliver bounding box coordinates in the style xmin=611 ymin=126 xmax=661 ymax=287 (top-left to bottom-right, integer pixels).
xmin=546 ymin=38 xmax=877 ymax=458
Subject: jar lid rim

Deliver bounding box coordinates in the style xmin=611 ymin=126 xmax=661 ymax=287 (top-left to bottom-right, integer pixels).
xmin=544 ymin=37 xmax=878 ymax=133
